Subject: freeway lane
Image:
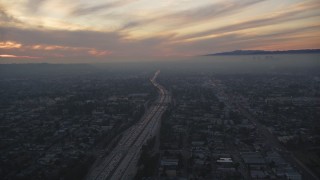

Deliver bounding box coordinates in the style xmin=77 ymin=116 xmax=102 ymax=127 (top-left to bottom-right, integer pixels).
xmin=86 ymin=70 xmax=170 ymax=180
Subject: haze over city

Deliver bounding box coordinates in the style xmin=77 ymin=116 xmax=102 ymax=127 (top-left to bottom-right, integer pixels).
xmin=1 ymin=0 xmax=320 ymax=62
xmin=1 ymin=1 xmax=320 ymax=180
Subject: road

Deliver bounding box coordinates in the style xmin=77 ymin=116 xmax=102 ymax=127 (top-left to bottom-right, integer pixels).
xmin=86 ymin=70 xmax=170 ymax=180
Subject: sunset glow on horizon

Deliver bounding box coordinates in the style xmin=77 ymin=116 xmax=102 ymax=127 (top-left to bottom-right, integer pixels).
xmin=1 ymin=0 xmax=320 ymax=62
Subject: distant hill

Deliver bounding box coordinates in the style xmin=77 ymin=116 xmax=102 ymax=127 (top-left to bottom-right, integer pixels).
xmin=205 ymin=49 xmax=320 ymax=56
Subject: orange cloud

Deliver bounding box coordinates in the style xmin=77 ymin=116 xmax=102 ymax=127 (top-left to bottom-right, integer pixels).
xmin=30 ymin=44 xmax=79 ymax=51
xmin=0 ymin=41 xmax=22 ymax=49
xmin=1 ymin=41 xmax=112 ymax=58
xmin=0 ymin=54 xmax=40 ymax=59
xmin=88 ymin=49 xmax=112 ymax=57
xmin=29 ymin=44 xmax=111 ymax=57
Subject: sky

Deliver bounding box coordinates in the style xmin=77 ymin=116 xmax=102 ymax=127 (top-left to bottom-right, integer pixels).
xmin=0 ymin=0 xmax=320 ymax=62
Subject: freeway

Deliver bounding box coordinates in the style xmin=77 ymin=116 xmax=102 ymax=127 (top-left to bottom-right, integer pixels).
xmin=86 ymin=70 xmax=170 ymax=180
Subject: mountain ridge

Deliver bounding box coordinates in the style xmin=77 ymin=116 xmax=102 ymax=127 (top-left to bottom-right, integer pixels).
xmin=205 ymin=49 xmax=320 ymax=56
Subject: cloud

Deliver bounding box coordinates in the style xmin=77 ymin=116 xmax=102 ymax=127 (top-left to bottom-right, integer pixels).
xmin=26 ymin=0 xmax=47 ymax=12
xmin=0 ymin=40 xmax=113 ymax=58
xmin=0 ymin=26 xmax=121 ymax=48
xmin=162 ymin=0 xmax=263 ymax=24
xmin=0 ymin=41 xmax=22 ymax=49
xmin=71 ymin=0 xmax=139 ymax=16
xmin=0 ymin=5 xmax=22 ymax=23
xmin=1 ymin=0 xmax=320 ymax=60
xmin=88 ymin=49 xmax=111 ymax=57
xmin=0 ymin=26 xmax=175 ymax=58
xmin=120 ymin=0 xmax=265 ymax=30
xmin=169 ymin=24 xmax=320 ymax=54
xmin=120 ymin=21 xmax=142 ymax=30
xmin=0 ymin=54 xmax=41 ymax=59
xmin=176 ymin=1 xmax=320 ymax=41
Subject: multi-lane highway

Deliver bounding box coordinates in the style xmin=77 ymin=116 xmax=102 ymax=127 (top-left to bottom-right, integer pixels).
xmin=86 ymin=70 xmax=170 ymax=180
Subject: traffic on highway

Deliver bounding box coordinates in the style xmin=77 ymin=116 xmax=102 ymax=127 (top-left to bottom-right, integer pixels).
xmin=86 ymin=70 xmax=170 ymax=180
